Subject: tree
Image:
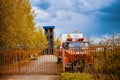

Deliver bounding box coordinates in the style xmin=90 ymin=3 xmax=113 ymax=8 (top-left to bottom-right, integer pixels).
xmin=54 ymin=37 xmax=61 ymax=48
xmin=0 ymin=0 xmax=35 ymax=49
xmin=32 ymin=26 xmax=48 ymax=51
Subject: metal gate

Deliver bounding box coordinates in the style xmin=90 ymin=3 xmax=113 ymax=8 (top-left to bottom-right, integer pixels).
xmin=0 ymin=48 xmax=62 ymax=75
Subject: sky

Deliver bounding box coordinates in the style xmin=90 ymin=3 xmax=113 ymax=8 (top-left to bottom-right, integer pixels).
xmin=30 ymin=0 xmax=120 ymax=43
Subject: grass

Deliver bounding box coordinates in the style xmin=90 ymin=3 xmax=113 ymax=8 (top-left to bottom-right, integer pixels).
xmin=61 ymin=72 xmax=94 ymax=80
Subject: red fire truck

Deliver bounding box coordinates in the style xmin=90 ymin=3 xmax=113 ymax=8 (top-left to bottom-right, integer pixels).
xmin=57 ymin=33 xmax=94 ymax=72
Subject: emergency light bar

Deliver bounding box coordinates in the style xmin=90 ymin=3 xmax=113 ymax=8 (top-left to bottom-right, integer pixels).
xmin=67 ymin=38 xmax=84 ymax=41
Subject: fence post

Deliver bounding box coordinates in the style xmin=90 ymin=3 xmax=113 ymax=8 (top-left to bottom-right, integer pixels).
xmin=62 ymin=49 xmax=65 ymax=72
xmin=17 ymin=52 xmax=21 ymax=74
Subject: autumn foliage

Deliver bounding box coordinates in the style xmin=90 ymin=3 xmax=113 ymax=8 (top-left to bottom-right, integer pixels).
xmin=93 ymin=46 xmax=120 ymax=80
xmin=0 ymin=0 xmax=47 ymax=50
xmin=0 ymin=0 xmax=48 ymax=69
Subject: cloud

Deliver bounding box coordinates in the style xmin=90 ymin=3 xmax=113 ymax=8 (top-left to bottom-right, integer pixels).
xmin=67 ymin=0 xmax=115 ymax=15
xmin=54 ymin=10 xmax=72 ymax=21
xmin=33 ymin=7 xmax=50 ymax=22
xmin=90 ymin=36 xmax=101 ymax=44
xmin=30 ymin=0 xmax=120 ymax=37
xmin=90 ymin=33 xmax=113 ymax=44
xmin=94 ymin=0 xmax=120 ymax=21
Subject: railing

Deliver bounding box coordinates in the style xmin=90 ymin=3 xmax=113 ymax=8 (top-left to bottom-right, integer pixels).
xmin=0 ymin=48 xmax=62 ymax=75
xmin=62 ymin=46 xmax=120 ymax=80
xmin=0 ymin=49 xmax=41 ymax=75
xmin=0 ymin=46 xmax=119 ymax=79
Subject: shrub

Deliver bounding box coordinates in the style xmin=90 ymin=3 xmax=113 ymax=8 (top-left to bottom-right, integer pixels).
xmin=93 ymin=46 xmax=120 ymax=80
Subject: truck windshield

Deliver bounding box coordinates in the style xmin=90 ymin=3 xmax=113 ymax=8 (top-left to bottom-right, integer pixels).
xmin=65 ymin=42 xmax=89 ymax=48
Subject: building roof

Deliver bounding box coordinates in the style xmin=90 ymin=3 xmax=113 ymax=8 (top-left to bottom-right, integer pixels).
xmin=43 ymin=26 xmax=55 ymax=29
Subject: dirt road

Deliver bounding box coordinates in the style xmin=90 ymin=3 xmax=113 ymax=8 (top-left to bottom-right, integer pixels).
xmin=0 ymin=55 xmax=61 ymax=80
xmin=0 ymin=75 xmax=60 ymax=80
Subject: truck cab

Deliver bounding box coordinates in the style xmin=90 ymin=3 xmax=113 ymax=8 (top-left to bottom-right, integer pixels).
xmin=57 ymin=33 xmax=94 ymax=72
xmin=63 ymin=40 xmax=94 ymax=72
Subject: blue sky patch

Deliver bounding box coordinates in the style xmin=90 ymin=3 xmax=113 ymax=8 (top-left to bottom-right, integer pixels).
xmin=38 ymin=1 xmax=50 ymax=10
xmin=30 ymin=0 xmax=120 ymax=38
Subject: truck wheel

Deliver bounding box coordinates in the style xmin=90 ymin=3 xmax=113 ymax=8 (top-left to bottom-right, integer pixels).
xmin=65 ymin=63 xmax=73 ymax=72
xmin=73 ymin=58 xmax=85 ymax=72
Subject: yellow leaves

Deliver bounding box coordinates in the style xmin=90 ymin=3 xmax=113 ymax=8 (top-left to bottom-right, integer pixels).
xmin=0 ymin=0 xmax=36 ymax=48
xmin=0 ymin=0 xmax=49 ymax=50
xmin=54 ymin=37 xmax=61 ymax=48
xmin=31 ymin=26 xmax=48 ymax=50
xmin=93 ymin=47 xmax=120 ymax=79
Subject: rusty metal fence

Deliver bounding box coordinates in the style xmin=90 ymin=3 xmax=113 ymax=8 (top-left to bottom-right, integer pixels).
xmin=0 ymin=48 xmax=62 ymax=75
xmin=62 ymin=46 xmax=120 ymax=80
xmin=0 ymin=46 xmax=120 ymax=79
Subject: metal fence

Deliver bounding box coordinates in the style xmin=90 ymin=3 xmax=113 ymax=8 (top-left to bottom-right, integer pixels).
xmin=62 ymin=46 xmax=120 ymax=80
xmin=0 ymin=46 xmax=120 ymax=79
xmin=0 ymin=48 xmax=62 ymax=75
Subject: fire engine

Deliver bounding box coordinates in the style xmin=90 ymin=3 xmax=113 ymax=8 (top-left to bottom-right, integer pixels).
xmin=57 ymin=32 xmax=94 ymax=72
